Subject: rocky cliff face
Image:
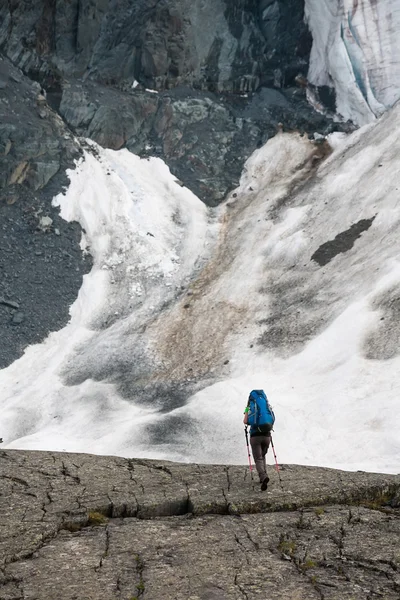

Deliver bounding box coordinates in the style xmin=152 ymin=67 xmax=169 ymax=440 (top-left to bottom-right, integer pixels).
xmin=1 ymin=450 xmax=399 ymax=599
xmin=0 ymin=0 xmax=337 ymax=206
xmin=1 ymin=0 xmax=310 ymax=93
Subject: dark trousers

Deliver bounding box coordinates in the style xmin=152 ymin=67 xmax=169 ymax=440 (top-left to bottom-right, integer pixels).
xmin=250 ymin=435 xmax=271 ymax=482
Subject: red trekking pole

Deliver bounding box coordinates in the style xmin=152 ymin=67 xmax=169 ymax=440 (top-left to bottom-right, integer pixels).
xmin=244 ymin=427 xmax=254 ymax=483
xmin=270 ymin=436 xmax=284 ymax=490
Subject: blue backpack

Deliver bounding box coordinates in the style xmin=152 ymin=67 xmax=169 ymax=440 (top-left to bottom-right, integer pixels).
xmin=247 ymin=389 xmax=275 ymax=433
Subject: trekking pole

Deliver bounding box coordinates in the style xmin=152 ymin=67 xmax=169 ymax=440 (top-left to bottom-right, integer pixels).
xmin=270 ymin=436 xmax=284 ymax=490
xmin=244 ymin=427 xmax=254 ymax=483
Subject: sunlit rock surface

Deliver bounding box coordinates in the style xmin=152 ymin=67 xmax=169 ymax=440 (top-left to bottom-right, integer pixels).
xmin=1 ymin=450 xmax=399 ymax=600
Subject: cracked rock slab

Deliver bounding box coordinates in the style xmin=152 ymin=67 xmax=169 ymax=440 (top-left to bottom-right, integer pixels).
xmin=0 ymin=450 xmax=399 ymax=599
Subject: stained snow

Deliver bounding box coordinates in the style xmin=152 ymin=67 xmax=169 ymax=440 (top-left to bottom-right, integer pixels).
xmin=1 ymin=103 xmax=400 ymax=474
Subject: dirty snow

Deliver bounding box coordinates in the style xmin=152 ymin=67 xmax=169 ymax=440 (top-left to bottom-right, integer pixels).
xmin=1 ymin=104 xmax=400 ymax=474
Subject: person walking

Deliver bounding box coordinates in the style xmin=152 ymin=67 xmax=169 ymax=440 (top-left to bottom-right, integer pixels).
xmin=243 ymin=390 xmax=274 ymax=491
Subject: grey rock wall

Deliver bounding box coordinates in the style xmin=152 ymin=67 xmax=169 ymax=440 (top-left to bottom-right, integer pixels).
xmin=1 ymin=0 xmax=308 ymax=93
xmin=1 ymin=450 xmax=399 ymax=599
xmin=0 ymin=0 xmax=347 ymax=205
xmin=0 ymin=58 xmax=79 ymax=195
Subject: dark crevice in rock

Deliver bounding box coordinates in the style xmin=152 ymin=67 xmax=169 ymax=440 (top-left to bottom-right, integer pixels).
xmin=132 ymin=458 xmax=173 ymax=478
xmin=296 ymin=509 xmax=312 ymax=531
xmin=347 ymin=506 xmax=357 ymax=525
xmin=0 ymin=475 xmax=29 ymax=487
xmin=221 ymin=488 xmax=231 ymax=514
xmin=80 ymin=482 xmax=400 ymax=522
xmin=311 ymin=216 xmax=376 ymax=267
xmin=6 ymin=524 xmax=60 ymax=566
xmin=234 ymin=534 xmax=251 ymax=565
xmin=76 ymin=486 xmax=87 ymax=509
xmin=348 ymin=558 xmax=397 ymax=577
xmin=96 ymin=526 xmax=110 ymax=571
xmin=234 ymin=572 xmax=250 ymax=600
xmin=116 ymin=576 xmax=121 ymax=595
xmin=20 ymin=508 xmax=29 ymax=525
xmin=185 ymin=482 xmax=194 ymax=515
xmin=134 ymin=552 xmax=145 ymax=598
xmin=61 ymin=461 xmax=81 ymax=484
xmin=126 ymin=458 xmax=138 ymax=483
xmin=106 ymin=494 xmax=114 ymax=515
xmin=1 ymin=452 xmax=400 ymax=598
xmin=41 ymin=490 xmax=52 ymax=521
xmin=277 ymin=529 xmax=328 ymax=598
xmin=225 ymin=466 xmax=231 ymax=492
xmin=139 ymin=495 xmax=192 ymax=519
xmin=241 ymin=523 xmax=259 ymax=551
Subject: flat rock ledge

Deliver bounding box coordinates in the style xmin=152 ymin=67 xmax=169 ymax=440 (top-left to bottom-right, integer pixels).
xmin=0 ymin=450 xmax=399 ymax=600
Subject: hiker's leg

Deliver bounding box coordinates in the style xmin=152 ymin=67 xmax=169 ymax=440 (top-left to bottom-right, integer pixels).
xmin=261 ymin=436 xmax=271 ymax=477
xmin=250 ymin=436 xmax=267 ymax=483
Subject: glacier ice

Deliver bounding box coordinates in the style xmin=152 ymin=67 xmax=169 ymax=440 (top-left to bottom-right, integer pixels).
xmin=305 ymin=0 xmax=400 ymax=125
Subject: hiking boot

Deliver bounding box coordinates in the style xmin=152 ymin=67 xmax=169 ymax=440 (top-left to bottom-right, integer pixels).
xmin=261 ymin=476 xmax=270 ymax=491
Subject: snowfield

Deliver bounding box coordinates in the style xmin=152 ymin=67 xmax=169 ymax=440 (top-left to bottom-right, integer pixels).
xmin=1 ymin=102 xmax=400 ymax=474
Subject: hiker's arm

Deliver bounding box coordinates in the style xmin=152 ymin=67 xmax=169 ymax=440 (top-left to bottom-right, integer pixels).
xmin=243 ymin=406 xmax=249 ymax=425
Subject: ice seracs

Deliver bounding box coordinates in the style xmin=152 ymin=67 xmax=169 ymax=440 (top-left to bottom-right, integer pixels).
xmin=305 ymin=0 xmax=400 ymax=125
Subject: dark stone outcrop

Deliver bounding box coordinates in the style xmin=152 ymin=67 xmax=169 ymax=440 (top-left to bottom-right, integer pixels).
xmin=0 ymin=57 xmax=79 ymax=196
xmin=0 ymin=57 xmax=91 ymax=369
xmin=0 ymin=450 xmax=399 ymax=599
xmin=259 ymin=0 xmax=313 ymax=88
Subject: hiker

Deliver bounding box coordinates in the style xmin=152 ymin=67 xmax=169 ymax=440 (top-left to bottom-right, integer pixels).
xmin=244 ymin=389 xmax=275 ymax=491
